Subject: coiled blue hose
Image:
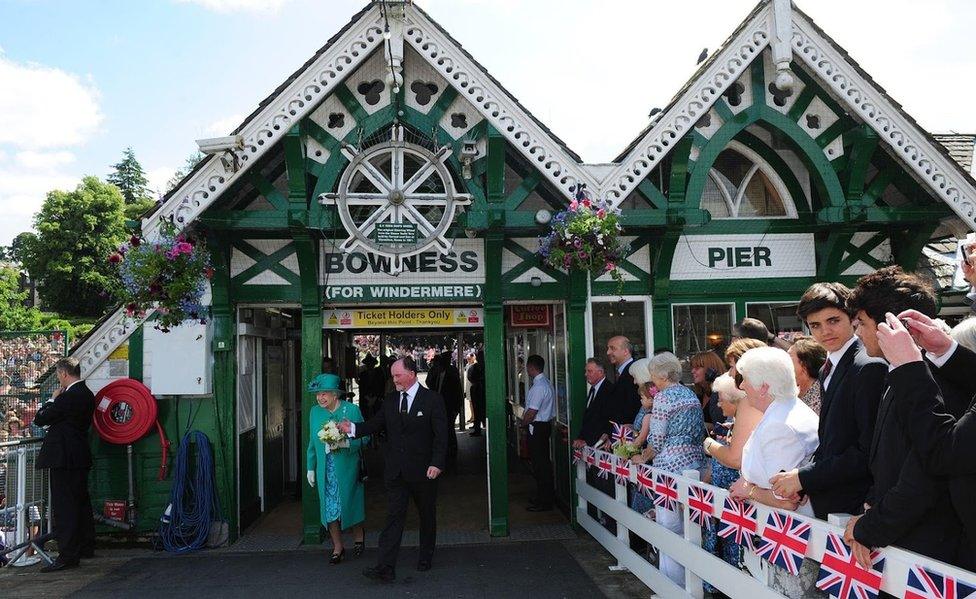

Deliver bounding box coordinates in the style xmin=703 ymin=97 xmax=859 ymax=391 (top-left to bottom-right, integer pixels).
xmin=159 ymin=431 xmax=222 ymax=553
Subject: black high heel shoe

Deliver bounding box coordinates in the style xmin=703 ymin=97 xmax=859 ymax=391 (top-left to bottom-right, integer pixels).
xmin=330 ymin=548 xmax=345 ymax=564
xmin=353 ymin=540 xmax=365 ymax=557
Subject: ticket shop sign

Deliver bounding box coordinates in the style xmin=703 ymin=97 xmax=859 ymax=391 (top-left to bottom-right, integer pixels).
xmin=321 ymin=239 xmax=484 ymax=304
xmin=323 ymin=308 xmax=484 ymax=329
xmin=508 ymin=305 xmax=551 ymax=328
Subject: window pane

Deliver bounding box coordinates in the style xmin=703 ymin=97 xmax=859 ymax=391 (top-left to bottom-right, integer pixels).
xmin=592 ymin=301 xmax=647 ymax=359
xmin=672 ymin=304 xmax=734 ymax=365
xmin=746 ymin=302 xmax=804 ymax=342
xmin=553 ymin=304 xmax=568 ymax=425
xmin=701 ymin=174 xmax=731 ymax=218
xmin=739 ymin=170 xmax=787 ymax=217
xmin=713 ymin=149 xmax=753 ymax=188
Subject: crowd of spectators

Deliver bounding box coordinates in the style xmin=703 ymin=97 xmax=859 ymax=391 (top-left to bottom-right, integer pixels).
xmin=0 ymin=333 xmax=65 ymax=442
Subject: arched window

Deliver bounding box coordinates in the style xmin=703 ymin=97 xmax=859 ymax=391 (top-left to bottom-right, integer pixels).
xmin=700 ymin=141 xmax=796 ymax=219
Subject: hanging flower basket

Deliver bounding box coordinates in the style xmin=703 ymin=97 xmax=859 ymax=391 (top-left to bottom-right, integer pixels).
xmin=537 ymin=185 xmax=628 ymax=288
xmin=110 ymin=218 xmax=213 ymax=332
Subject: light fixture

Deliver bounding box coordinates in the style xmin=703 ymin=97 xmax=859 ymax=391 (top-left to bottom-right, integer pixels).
xmin=530 ymin=276 xmax=542 ymax=287
xmin=535 ymin=209 xmax=552 ymax=225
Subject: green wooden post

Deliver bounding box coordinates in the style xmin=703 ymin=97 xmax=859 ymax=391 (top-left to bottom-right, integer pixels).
xmin=565 ymin=271 xmax=588 ymax=524
xmin=208 ymin=233 xmax=239 ymax=541
xmin=484 ymin=126 xmax=508 ymax=537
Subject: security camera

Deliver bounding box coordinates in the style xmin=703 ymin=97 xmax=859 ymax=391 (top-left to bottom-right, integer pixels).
xmin=196 ymin=135 xmax=244 ymax=154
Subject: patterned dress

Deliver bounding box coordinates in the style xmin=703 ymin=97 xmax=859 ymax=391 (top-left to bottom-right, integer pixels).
xmin=800 ymin=380 xmax=822 ymax=416
xmin=649 ymin=384 xmax=707 ymax=476
xmin=702 ymin=435 xmax=742 ymax=593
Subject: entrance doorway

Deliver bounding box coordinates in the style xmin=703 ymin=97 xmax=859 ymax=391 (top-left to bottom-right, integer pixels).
xmin=236 ymin=307 xmax=303 ymax=534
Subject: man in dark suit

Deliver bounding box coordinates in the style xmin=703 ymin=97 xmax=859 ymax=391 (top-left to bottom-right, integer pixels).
xmin=433 ymin=352 xmax=463 ymax=468
xmin=879 ymin=308 xmax=976 ymax=569
xmin=341 ymin=356 xmax=447 ymax=583
xmin=605 ymin=336 xmax=640 ymax=427
xmin=34 ymin=357 xmax=96 ymax=573
xmin=573 ymin=357 xmax=615 ymax=525
xmin=770 ymin=283 xmax=887 ymax=519
xmin=840 ymin=267 xmax=964 ymax=569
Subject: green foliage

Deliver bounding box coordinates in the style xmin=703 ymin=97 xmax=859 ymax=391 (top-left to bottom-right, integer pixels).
xmin=165 ymin=151 xmax=205 ymax=193
xmin=124 ymin=197 xmax=158 ymax=221
xmin=0 ymin=266 xmax=41 ymax=331
xmin=113 ymin=219 xmax=212 ymax=332
xmin=37 ymin=313 xmax=98 ymax=343
xmin=108 ymin=147 xmax=151 ymax=204
xmin=21 ymin=177 xmax=128 ymax=317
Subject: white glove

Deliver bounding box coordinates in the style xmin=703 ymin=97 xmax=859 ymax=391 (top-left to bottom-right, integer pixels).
xmin=306 ymin=470 xmax=315 ymax=487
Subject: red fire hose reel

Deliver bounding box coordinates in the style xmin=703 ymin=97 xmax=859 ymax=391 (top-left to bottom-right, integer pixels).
xmin=93 ymin=379 xmax=170 ymax=480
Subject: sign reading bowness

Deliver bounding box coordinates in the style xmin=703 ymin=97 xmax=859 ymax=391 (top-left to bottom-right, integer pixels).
xmin=323 ymin=307 xmax=483 ymax=329
xmin=321 ymin=239 xmax=485 ymax=303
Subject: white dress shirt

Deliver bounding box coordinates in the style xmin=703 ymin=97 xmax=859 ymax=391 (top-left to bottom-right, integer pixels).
xmin=617 ymin=358 xmax=634 ymax=378
xmin=927 ymin=340 xmax=958 ymax=368
xmin=525 ymin=373 xmax=554 ymax=433
xmin=822 ymin=336 xmax=857 ymax=391
xmin=350 ymin=380 xmax=420 ymax=437
xmin=741 ymin=396 xmax=820 ymax=516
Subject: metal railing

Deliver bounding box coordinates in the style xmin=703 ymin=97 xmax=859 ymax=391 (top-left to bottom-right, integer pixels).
xmin=575 ymin=446 xmax=976 ymax=598
xmin=0 ymin=330 xmax=68 ymax=443
xmin=0 ymin=437 xmax=53 ymax=566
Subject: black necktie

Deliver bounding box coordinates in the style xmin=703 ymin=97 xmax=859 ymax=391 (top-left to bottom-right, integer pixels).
xmin=586 ymin=386 xmax=595 ymax=409
xmin=399 ymin=391 xmax=408 ymax=414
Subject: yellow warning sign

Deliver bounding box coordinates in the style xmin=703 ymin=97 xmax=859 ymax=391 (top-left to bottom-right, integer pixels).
xmin=108 ymin=343 xmax=129 ymax=360
xmin=323 ymin=308 xmax=483 ymax=329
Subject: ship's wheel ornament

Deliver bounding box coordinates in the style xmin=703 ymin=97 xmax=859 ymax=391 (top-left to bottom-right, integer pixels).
xmin=319 ymin=124 xmax=471 ymax=273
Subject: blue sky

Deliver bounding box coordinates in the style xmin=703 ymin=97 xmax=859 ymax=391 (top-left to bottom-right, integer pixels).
xmin=1 ymin=0 xmax=974 ymax=246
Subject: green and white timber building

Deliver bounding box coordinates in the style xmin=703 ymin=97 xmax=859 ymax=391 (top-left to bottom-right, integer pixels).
xmin=71 ymin=0 xmax=976 ymax=544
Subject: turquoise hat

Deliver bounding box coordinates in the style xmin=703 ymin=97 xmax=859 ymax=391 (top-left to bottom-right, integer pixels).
xmin=307 ymin=373 xmax=341 ymax=393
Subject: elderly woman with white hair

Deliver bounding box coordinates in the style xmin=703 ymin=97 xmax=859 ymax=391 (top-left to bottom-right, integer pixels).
xmin=632 ymin=352 xmax=706 ymax=587
xmin=729 ymin=347 xmax=819 ymax=515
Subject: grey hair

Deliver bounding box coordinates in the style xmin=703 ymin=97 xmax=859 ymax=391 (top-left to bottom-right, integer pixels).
xmin=55 ymin=357 xmax=81 ymax=378
xmin=712 ymin=372 xmax=745 ymax=404
xmin=629 ymin=357 xmax=652 ymax=385
xmin=585 ymin=357 xmax=607 ymax=373
xmin=735 ymin=346 xmax=798 ymax=402
xmin=951 ymin=317 xmax=976 ymax=354
xmin=647 ymin=352 xmax=682 ymax=384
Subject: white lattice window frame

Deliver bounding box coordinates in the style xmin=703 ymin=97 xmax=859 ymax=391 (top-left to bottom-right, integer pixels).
xmin=703 ymin=140 xmax=797 ymax=220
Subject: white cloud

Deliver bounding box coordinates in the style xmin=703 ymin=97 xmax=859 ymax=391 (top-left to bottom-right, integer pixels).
xmin=146 ymin=165 xmax=177 ymax=199
xmin=175 ymin=0 xmax=290 ymax=13
xmin=0 ymin=55 xmax=102 ymax=150
xmin=205 ymin=113 xmax=247 ymax=136
xmin=15 ymin=150 xmax=76 ymax=170
xmin=0 ymin=169 xmax=80 ymax=245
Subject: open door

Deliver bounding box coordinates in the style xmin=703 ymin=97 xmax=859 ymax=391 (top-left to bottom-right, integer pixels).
xmin=237 ymin=334 xmax=262 ymax=530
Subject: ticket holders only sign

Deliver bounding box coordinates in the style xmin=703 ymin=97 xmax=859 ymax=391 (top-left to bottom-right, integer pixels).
xmin=320 ymin=239 xmax=486 ymax=304
xmin=323 ymin=308 xmax=484 ymax=329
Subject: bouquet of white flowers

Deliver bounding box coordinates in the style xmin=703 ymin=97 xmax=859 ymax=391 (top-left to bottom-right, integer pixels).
xmin=317 ymin=420 xmax=349 ymax=451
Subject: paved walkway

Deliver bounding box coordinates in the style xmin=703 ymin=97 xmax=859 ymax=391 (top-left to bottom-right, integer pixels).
xmin=0 ymin=536 xmax=648 ymax=598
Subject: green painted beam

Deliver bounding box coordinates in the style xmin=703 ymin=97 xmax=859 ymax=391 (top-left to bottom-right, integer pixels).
xmin=565 ymin=270 xmax=588 ymax=525
xmin=231 ymin=240 xmax=301 ymax=287
xmin=128 ymin=326 xmax=143 ymax=382
xmin=636 ymin=179 xmax=667 ymax=210
xmin=248 ymin=171 xmax=288 ymax=211
xmin=283 ymin=124 xmax=308 ymax=207
xmin=199 ymin=210 xmax=290 ymax=230
xmin=334 ymin=84 xmax=368 ymax=124
xmin=483 ymin=230 xmax=508 ymax=537
xmin=426 ymin=86 xmax=459 ymax=124
xmin=504 ymin=170 xmax=542 ymax=212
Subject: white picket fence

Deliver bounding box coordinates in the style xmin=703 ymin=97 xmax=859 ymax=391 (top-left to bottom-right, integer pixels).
xmin=575 ymin=446 xmax=975 ymax=598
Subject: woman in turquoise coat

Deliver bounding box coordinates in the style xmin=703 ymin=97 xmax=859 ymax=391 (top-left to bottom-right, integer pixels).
xmin=306 ymin=373 xmax=368 ymax=564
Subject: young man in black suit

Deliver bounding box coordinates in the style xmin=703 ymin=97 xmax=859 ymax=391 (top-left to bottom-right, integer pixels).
xmin=34 ymin=357 xmax=96 ymax=573
xmin=770 ymin=283 xmax=887 ymax=519
xmin=841 ymin=267 xmax=963 ymax=569
xmin=341 ymin=356 xmax=447 ymax=583
xmin=877 ymin=308 xmax=976 ymax=569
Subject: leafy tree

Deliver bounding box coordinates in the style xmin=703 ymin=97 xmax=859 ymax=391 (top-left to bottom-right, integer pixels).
xmin=165 ymin=151 xmax=205 ymax=193
xmin=20 ymin=177 xmax=127 ymax=317
xmin=0 ymin=266 xmax=41 ymax=331
xmin=2 ymin=232 xmax=38 ymax=265
xmin=124 ymin=197 xmax=157 ymax=221
xmin=108 ymin=147 xmax=151 ymax=205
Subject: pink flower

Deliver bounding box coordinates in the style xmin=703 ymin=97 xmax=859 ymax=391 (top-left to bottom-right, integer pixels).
xmin=597 ymin=209 xmax=606 ymax=219
xmin=581 ymin=199 xmax=591 ymax=208
xmin=604 ymin=262 xmax=616 ymax=272
xmin=108 ymin=253 xmax=123 ymax=264
xmin=569 ymin=200 xmax=578 ymax=210
xmin=129 ymin=235 xmax=142 ymax=247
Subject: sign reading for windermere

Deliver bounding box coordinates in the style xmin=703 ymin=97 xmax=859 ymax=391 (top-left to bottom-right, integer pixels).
xmin=323 ymin=308 xmax=484 ymax=329
xmin=320 ymin=239 xmax=485 ymax=303
xmin=670 ymin=234 xmax=816 ymax=280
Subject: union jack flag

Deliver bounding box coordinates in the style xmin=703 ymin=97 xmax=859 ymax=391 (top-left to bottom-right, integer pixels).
xmin=612 ymin=455 xmax=631 ymax=486
xmin=754 ymin=511 xmax=811 ymax=576
xmin=584 ymin=446 xmax=596 ymax=468
xmin=904 ymin=564 xmax=976 ymax=599
xmin=572 ymin=446 xmax=583 ymax=464
xmin=635 ymin=464 xmax=654 ymax=497
xmin=687 ymin=484 xmax=714 ymax=530
xmin=653 ymin=472 xmax=678 ymax=512
xmin=717 ymin=497 xmax=757 ymax=550
xmin=815 ymin=533 xmax=885 ymax=599
xmin=596 ymin=451 xmax=613 ymax=480
xmin=609 ymin=421 xmax=635 ymax=446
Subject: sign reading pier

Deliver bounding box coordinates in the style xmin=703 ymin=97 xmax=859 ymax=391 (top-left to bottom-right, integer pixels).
xmin=321 ymin=239 xmax=485 ymax=304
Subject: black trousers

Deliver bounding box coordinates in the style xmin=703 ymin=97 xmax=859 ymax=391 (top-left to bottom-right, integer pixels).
xmin=377 ymin=475 xmax=438 ymax=570
xmin=445 ymin=410 xmax=459 ymax=462
xmin=50 ymin=468 xmax=94 ymax=564
xmin=528 ymin=421 xmax=554 ymax=507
